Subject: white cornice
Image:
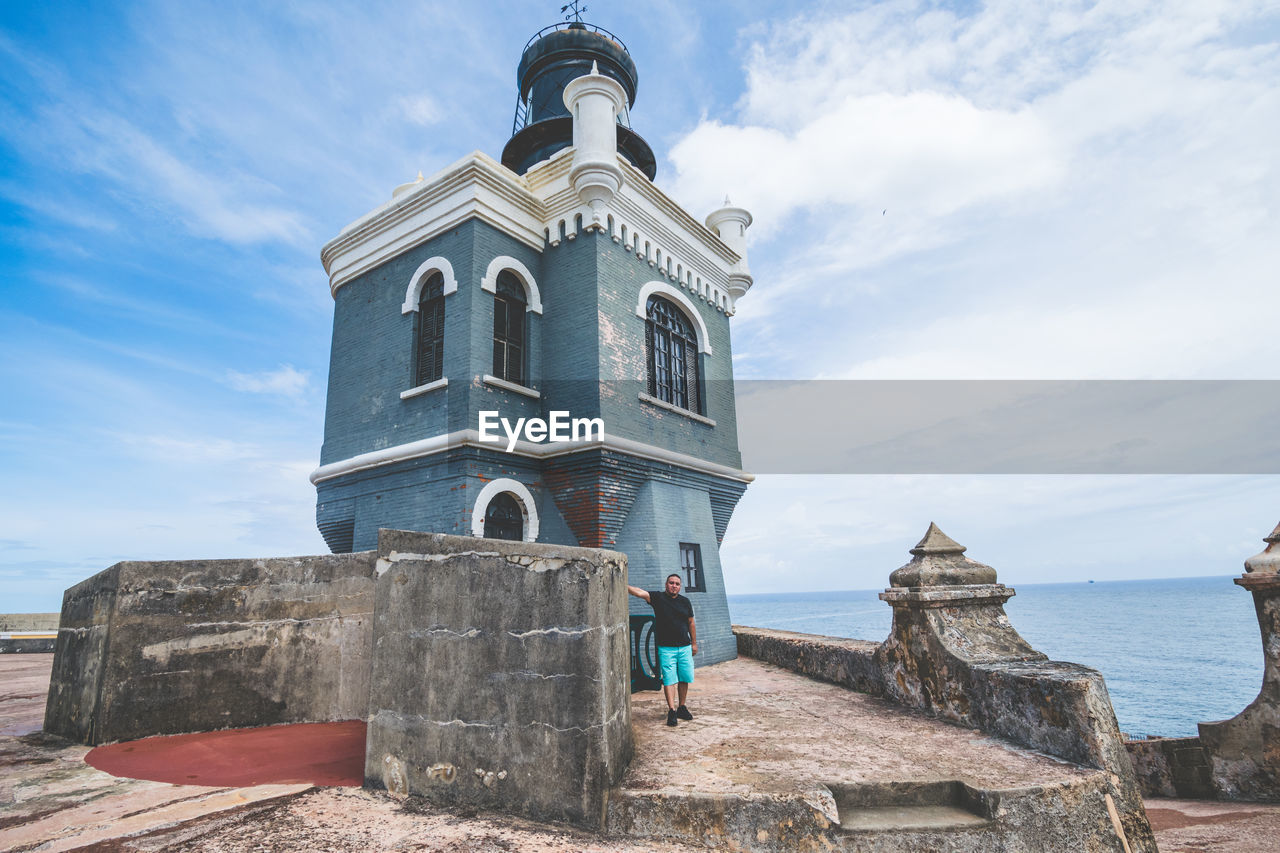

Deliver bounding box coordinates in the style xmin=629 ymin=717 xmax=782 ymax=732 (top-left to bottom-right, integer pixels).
xmin=322 ymin=152 xmax=546 ymax=296
xmin=310 ymin=429 xmax=753 ymax=485
xmin=618 ymin=159 xmax=740 ymax=268
xmin=321 ymin=146 xmax=749 ymax=304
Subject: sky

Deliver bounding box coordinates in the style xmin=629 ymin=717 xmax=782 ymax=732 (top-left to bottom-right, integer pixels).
xmin=1 ymin=0 xmax=1278 ymax=610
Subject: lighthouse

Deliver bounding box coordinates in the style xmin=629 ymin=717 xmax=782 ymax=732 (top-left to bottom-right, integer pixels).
xmin=311 ymin=18 xmax=755 ymax=668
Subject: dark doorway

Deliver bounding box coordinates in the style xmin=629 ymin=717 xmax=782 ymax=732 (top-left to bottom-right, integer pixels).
xmin=484 ymin=492 xmax=524 ymax=541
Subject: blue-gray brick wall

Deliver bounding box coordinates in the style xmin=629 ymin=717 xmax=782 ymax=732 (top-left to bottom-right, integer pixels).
xmin=317 ymin=214 xmax=747 ymax=662
xmin=321 ymin=223 xmax=739 ymax=468
xmin=616 ymin=480 xmax=736 ymax=667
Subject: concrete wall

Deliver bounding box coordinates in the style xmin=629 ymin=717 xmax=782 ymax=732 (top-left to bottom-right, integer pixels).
xmin=0 ymin=614 xmax=59 ymax=631
xmin=365 ymin=530 xmax=631 ymax=829
xmin=44 ymin=553 xmax=378 ymax=745
xmin=0 ymin=613 xmax=59 ymax=653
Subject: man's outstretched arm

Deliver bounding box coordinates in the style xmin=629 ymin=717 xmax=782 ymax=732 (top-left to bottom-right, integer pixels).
xmin=627 ymin=585 xmax=651 ymax=603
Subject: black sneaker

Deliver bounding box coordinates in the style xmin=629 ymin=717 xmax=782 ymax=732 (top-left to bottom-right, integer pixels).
xmin=666 ymin=709 xmax=678 ymax=727
xmin=676 ymin=705 xmax=693 ymax=721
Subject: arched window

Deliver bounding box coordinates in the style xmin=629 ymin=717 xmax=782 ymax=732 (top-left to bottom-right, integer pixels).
xmin=492 ymin=270 xmax=526 ymax=383
xmin=483 ymin=492 xmax=523 ymax=541
xmin=645 ymin=295 xmax=700 ymax=413
xmin=414 ymin=272 xmax=445 ymax=386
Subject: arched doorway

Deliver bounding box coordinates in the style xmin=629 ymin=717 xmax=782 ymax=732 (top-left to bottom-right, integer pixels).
xmin=483 ymin=492 xmax=524 ymax=541
xmin=470 ymin=477 xmax=540 ymax=543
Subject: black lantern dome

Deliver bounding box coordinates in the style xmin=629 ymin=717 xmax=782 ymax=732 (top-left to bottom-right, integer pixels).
xmin=501 ymin=22 xmax=657 ymax=180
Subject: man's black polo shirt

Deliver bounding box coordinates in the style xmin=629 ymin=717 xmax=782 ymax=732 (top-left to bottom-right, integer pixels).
xmin=646 ymin=590 xmax=693 ymax=647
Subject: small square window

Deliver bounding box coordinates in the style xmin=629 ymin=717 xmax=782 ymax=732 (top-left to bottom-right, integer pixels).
xmin=679 ymin=543 xmax=704 ymax=593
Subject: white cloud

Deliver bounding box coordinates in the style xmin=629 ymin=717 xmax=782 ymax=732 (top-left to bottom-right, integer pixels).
xmin=670 ymin=94 xmax=1063 ymax=238
xmin=223 ymin=364 xmax=310 ymax=398
xmin=672 ymin=0 xmax=1280 ymax=380
xmin=399 ymin=93 xmax=442 ymax=126
xmin=75 ymin=112 xmax=312 ymax=246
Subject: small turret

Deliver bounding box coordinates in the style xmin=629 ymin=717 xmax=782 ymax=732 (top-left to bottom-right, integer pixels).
xmin=705 ymin=197 xmax=754 ymax=309
xmin=563 ymin=61 xmax=626 ymax=226
xmin=1244 ymin=521 xmax=1280 ymax=573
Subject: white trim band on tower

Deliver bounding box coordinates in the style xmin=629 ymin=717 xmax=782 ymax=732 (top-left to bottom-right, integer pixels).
xmin=309 ymin=430 xmax=754 ymax=485
xmin=481 ymin=256 xmax=543 ymax=314
xmin=470 ymin=478 xmax=540 ymax=542
xmin=635 ymin=281 xmax=712 ymax=354
xmin=401 ymin=256 xmax=458 ymax=313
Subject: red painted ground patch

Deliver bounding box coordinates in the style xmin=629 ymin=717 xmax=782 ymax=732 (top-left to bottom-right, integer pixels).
xmin=85 ymin=720 xmax=367 ymax=787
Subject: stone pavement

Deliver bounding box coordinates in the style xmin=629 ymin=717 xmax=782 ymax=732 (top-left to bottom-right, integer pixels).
xmin=1145 ymin=799 xmax=1280 ymax=853
xmin=624 ymin=659 xmax=1094 ymax=794
xmin=4 ymin=652 xmax=1280 ymax=850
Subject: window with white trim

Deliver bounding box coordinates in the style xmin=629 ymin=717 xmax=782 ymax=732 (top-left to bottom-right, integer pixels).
xmin=492 ymin=270 xmax=526 ymax=384
xmin=413 ymin=271 xmax=445 ymax=386
xmin=645 ymin=295 xmax=700 ymax=414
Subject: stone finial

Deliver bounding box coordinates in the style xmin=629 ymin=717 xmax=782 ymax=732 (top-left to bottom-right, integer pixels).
xmin=392 ymin=171 xmax=425 ymax=199
xmin=1244 ymin=520 xmax=1280 ymax=574
xmin=889 ymin=523 xmax=996 ymax=588
xmin=910 ymin=522 xmax=966 ymax=556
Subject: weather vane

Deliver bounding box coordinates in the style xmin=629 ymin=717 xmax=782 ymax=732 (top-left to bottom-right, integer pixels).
xmin=560 ymin=1 xmax=587 ymax=23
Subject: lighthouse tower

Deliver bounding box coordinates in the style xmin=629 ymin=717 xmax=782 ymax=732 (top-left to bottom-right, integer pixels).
xmin=311 ymin=19 xmax=754 ymax=668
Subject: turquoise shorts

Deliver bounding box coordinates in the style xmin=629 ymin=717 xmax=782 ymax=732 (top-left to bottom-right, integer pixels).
xmin=657 ymin=645 xmax=694 ymax=686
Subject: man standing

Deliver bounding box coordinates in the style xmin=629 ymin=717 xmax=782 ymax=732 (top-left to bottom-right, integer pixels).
xmin=628 ymin=574 xmax=697 ymax=726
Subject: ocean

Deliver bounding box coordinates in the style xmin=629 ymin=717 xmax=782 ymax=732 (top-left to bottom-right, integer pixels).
xmin=727 ymin=575 xmax=1263 ymax=738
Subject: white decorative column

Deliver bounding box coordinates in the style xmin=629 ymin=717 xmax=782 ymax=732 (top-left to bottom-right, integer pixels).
xmin=562 ymin=61 xmax=626 ymax=227
xmin=705 ymin=198 xmax=753 ymax=309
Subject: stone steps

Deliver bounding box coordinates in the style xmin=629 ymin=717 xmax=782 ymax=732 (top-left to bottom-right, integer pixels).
xmin=837 ymin=802 xmax=990 ymax=830
xmin=608 ymin=774 xmax=1133 ymax=852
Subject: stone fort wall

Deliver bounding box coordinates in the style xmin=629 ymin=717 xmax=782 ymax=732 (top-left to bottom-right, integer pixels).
xmin=44 ymin=552 xmax=378 ymax=745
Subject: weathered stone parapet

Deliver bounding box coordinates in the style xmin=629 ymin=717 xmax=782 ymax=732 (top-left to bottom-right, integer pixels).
xmin=1198 ymin=521 xmax=1280 ymax=801
xmin=1125 ymin=736 xmax=1213 ymax=798
xmin=731 ymin=626 xmax=881 ymax=694
xmin=43 ymin=552 xmax=379 ymax=745
xmin=736 ymin=523 xmax=1157 ymax=852
xmin=872 ymin=526 xmax=1123 ymax=769
xmin=364 ymin=530 xmax=631 ymax=830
